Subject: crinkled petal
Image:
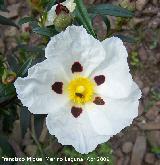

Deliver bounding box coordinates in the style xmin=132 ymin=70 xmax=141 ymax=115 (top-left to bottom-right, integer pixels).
xmin=92 ymin=37 xmax=136 ymax=99
xmin=86 ymin=84 xmax=141 ymax=136
xmin=46 ymin=103 xmax=110 ymax=154
xmin=101 ymin=36 xmax=128 ymax=68
xmin=63 ymin=0 xmax=76 ymax=12
xmin=45 ymin=5 xmax=57 ymax=26
xmin=14 ymin=58 xmax=69 ymax=114
xmin=45 ymin=26 xmax=106 ymax=76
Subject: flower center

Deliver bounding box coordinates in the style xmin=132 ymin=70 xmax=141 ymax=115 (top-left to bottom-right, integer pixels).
xmin=76 ymin=85 xmax=85 ymax=93
xmin=67 ymin=76 xmax=95 ymax=105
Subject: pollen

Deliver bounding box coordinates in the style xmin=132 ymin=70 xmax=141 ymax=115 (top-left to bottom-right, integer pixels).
xmin=67 ymin=76 xmax=95 ymax=105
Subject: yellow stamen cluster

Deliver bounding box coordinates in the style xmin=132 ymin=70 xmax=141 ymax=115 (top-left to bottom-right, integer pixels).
xmin=67 ymin=76 xmax=95 ymax=105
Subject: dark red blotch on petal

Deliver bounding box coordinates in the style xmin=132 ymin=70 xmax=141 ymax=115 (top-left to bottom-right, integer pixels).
xmin=71 ymin=62 xmax=83 ymax=73
xmin=55 ymin=3 xmax=69 ymax=15
xmin=93 ymin=97 xmax=105 ymax=105
xmin=94 ymin=75 xmax=105 ymax=86
xmin=71 ymin=106 xmax=83 ymax=118
xmin=52 ymin=82 xmax=63 ymax=94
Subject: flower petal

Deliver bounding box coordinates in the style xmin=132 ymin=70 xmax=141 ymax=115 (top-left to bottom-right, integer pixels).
xmin=85 ymin=93 xmax=139 ymax=137
xmin=14 ymin=58 xmax=69 ymax=114
xmin=45 ymin=26 xmax=105 ymax=76
xmin=63 ymin=0 xmax=76 ymax=13
xmin=92 ymin=37 xmax=135 ymax=99
xmin=86 ymin=84 xmax=141 ymax=136
xmin=101 ymin=37 xmax=128 ymax=68
xmin=46 ymin=104 xmax=110 ymax=154
xmin=45 ymin=5 xmax=57 ymax=26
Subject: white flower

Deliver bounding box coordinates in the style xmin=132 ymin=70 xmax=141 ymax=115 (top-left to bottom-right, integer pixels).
xmin=14 ymin=25 xmax=141 ymax=154
xmin=45 ymin=0 xmax=76 ymax=26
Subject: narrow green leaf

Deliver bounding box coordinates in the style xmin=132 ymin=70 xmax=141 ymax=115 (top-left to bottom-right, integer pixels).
xmin=34 ymin=114 xmax=46 ymax=139
xmin=17 ymin=58 xmax=32 ymax=77
xmin=114 ymin=34 xmax=136 ymax=43
xmin=6 ymin=54 xmax=19 ymax=72
xmin=32 ymin=27 xmax=58 ymax=37
xmin=18 ymin=44 xmax=44 ymax=55
xmin=101 ymin=15 xmax=111 ymax=33
xmin=0 ymin=136 xmax=16 ymax=157
xmin=46 ymin=0 xmax=56 ymax=11
xmin=75 ymin=0 xmax=96 ymax=38
xmin=20 ymin=107 xmax=31 ymax=138
xmin=2 ymin=106 xmax=17 ymax=132
xmin=0 ymin=94 xmax=15 ymax=105
xmin=18 ymin=17 xmax=36 ymax=25
xmin=88 ymin=4 xmax=134 ymax=18
xmin=0 ymin=0 xmax=8 ymax=12
xmin=0 ymin=15 xmax=18 ymax=28
xmin=0 ymin=67 xmax=4 ymax=77
xmin=0 ymin=84 xmax=15 ymax=104
xmin=29 ymin=21 xmax=39 ymax=28
xmin=151 ymin=147 xmax=160 ymax=154
xmin=74 ymin=9 xmax=86 ymax=26
xmin=0 ymin=59 xmax=4 ymax=77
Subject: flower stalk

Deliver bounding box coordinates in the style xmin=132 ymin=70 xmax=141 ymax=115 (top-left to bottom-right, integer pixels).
xmin=31 ymin=117 xmax=48 ymax=165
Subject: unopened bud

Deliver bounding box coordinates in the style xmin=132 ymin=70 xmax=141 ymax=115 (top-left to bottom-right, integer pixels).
xmin=54 ymin=12 xmax=73 ymax=31
xmin=2 ymin=70 xmax=16 ymax=85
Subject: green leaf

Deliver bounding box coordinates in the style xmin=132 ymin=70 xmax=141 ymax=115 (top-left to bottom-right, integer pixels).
xmin=17 ymin=58 xmax=32 ymax=77
xmin=20 ymin=106 xmax=31 ymax=138
xmin=0 ymin=15 xmax=18 ymax=27
xmin=0 ymin=94 xmax=15 ymax=106
xmin=17 ymin=44 xmax=44 ymax=55
xmin=88 ymin=4 xmax=134 ymax=18
xmin=29 ymin=21 xmax=39 ymax=28
xmin=18 ymin=16 xmax=36 ymax=25
xmin=114 ymin=34 xmax=136 ymax=43
xmin=34 ymin=114 xmax=46 ymax=139
xmin=0 ymin=67 xmax=4 ymax=77
xmin=0 ymin=59 xmax=4 ymax=77
xmin=0 ymin=84 xmax=15 ymax=104
xmin=32 ymin=27 xmax=58 ymax=37
xmin=151 ymin=147 xmax=160 ymax=154
xmin=0 ymin=0 xmax=8 ymax=12
xmin=75 ymin=0 xmax=96 ymax=38
xmin=74 ymin=9 xmax=85 ymax=26
xmin=0 ymin=136 xmax=16 ymax=157
xmin=46 ymin=0 xmax=56 ymax=11
xmin=6 ymin=54 xmax=19 ymax=72
xmin=2 ymin=106 xmax=17 ymax=132
xmin=101 ymin=15 xmax=111 ymax=33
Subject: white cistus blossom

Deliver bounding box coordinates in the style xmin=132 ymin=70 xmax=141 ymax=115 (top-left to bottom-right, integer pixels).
xmin=14 ymin=25 xmax=141 ymax=154
xmin=45 ymin=0 xmax=76 ymax=26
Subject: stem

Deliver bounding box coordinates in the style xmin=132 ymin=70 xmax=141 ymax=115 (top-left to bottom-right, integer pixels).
xmin=31 ymin=121 xmax=49 ymax=165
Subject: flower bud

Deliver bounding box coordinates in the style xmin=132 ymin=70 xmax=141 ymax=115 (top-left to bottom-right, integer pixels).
xmin=45 ymin=0 xmax=76 ymax=27
xmin=2 ymin=70 xmax=16 ymax=85
xmin=54 ymin=12 xmax=73 ymax=31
